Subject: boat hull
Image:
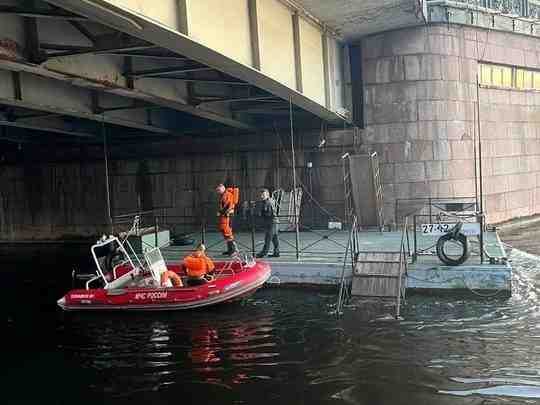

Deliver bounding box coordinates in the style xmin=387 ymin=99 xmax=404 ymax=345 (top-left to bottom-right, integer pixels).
xmin=58 ymin=261 xmax=271 ymax=312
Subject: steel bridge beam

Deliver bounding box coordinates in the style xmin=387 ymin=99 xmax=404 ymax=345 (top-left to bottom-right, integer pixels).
xmin=127 ymin=66 xmax=215 ymax=78
xmin=0 ymin=5 xmax=87 ymax=21
xmin=0 ymin=21 xmax=255 ymax=131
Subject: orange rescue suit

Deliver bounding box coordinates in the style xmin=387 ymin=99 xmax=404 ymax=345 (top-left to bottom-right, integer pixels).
xmin=218 ymin=188 xmax=236 ymax=241
xmin=184 ymin=252 xmax=215 ymax=278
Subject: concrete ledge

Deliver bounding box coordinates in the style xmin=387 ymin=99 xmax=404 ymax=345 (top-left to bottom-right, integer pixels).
xmin=264 ymin=260 xmax=512 ymax=295
xmin=269 ymin=262 xmax=344 ymax=286
xmin=496 ymin=214 xmax=540 ymax=233
xmin=408 ymin=264 xmax=511 ymax=293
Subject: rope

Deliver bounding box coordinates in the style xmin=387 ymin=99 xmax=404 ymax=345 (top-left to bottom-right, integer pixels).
xmin=289 ymin=97 xmax=300 ymax=259
xmin=102 ymin=115 xmax=113 ymax=234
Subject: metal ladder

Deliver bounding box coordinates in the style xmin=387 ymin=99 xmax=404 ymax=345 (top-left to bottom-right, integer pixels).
xmin=338 ymin=218 xmax=408 ymax=319
xmin=369 ymin=152 xmax=385 ymax=230
xmin=342 ymin=153 xmax=355 ymax=222
xmin=342 ymin=151 xmax=384 ymax=229
xmin=336 ymin=215 xmax=359 ymax=315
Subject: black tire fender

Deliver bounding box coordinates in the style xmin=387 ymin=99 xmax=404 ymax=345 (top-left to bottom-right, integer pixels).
xmin=436 ymin=232 xmax=470 ymax=266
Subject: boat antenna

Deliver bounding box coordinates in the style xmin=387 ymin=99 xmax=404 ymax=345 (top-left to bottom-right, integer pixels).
xmin=102 ymin=115 xmax=113 ymax=234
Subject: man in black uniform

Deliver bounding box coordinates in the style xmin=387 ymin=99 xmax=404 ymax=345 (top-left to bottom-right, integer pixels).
xmin=256 ymin=188 xmax=280 ymax=258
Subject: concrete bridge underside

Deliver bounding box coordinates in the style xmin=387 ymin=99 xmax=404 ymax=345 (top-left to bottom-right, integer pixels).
xmin=0 ymin=0 xmax=425 ymax=143
xmin=0 ymin=0 xmax=343 ymax=141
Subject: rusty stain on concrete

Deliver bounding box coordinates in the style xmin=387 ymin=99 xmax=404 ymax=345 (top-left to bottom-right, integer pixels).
xmin=0 ymin=38 xmax=23 ymax=61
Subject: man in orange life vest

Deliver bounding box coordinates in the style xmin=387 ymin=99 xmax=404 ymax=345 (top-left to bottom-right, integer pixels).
xmin=184 ymin=243 xmax=215 ymax=286
xmin=216 ymin=183 xmax=239 ymax=256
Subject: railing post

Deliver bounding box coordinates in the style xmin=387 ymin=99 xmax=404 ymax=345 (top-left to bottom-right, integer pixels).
xmin=154 ymin=215 xmax=158 ymax=248
xmin=428 ymin=197 xmax=432 ymax=224
xmin=479 ymin=213 xmax=484 ymax=264
xmin=406 ymin=219 xmax=411 ymax=255
xmin=251 ymin=207 xmax=256 ymax=256
xmin=201 ymin=217 xmax=206 ymax=245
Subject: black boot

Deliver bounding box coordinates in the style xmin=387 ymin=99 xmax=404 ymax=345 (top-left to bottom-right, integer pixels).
xmin=269 ymin=234 xmax=280 ymax=257
xmin=256 ymin=251 xmax=268 ymax=258
xmin=222 ymin=241 xmax=238 ymax=256
xmin=222 ymin=241 xmax=232 ymax=256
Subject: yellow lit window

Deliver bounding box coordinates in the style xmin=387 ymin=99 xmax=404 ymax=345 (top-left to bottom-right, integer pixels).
xmin=524 ymin=70 xmax=533 ymax=89
xmin=480 ymin=63 xmax=539 ymax=90
xmin=516 ymin=69 xmax=525 ymax=89
xmin=534 ymin=72 xmax=540 ymax=90
xmin=502 ymin=66 xmax=512 ymax=87
xmin=480 ymin=64 xmax=492 ymax=85
xmin=492 ymin=66 xmax=503 ymax=86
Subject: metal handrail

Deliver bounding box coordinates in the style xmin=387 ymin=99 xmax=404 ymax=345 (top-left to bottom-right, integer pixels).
xmin=394 ymin=196 xmax=478 ymax=226
xmin=336 ymin=215 xmax=359 ymax=315
xmin=396 ymin=216 xmax=409 ymax=319
xmin=125 ymin=207 xmax=356 ymax=261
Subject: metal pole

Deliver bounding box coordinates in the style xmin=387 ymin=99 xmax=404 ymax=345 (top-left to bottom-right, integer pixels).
xmin=479 ymin=213 xmax=484 ymax=264
xmin=476 ymin=73 xmax=484 ymax=215
xmin=473 ymin=94 xmax=479 ymax=212
xmin=289 ymin=97 xmax=300 ymax=260
xmin=308 ymin=164 xmax=314 ymax=227
xmin=251 ymin=207 xmax=256 ymax=256
xmin=413 ymin=215 xmax=417 ymax=263
xmin=154 ymin=216 xmax=158 ymax=248
xmin=102 ymin=116 xmax=113 ymax=234
xmin=201 ymin=217 xmax=206 ymax=245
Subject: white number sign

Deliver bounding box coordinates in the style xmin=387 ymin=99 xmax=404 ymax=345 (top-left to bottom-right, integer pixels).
xmin=420 ymin=223 xmax=480 ymax=236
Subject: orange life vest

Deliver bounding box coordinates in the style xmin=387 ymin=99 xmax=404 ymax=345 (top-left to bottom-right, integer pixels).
xmin=184 ymin=253 xmax=215 ymax=278
xmin=219 ymin=187 xmax=240 ymax=216
xmin=227 ymin=187 xmax=240 ymax=206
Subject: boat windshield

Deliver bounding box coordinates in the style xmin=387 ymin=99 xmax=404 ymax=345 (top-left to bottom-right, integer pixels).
xmin=91 ymin=236 xmax=138 ymax=288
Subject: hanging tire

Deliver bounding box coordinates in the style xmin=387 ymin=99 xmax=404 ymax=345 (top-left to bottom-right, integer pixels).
xmin=436 ymin=232 xmax=470 ymax=266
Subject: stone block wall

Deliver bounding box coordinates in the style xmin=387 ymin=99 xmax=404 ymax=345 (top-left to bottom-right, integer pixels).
xmin=0 ymin=129 xmax=354 ymax=240
xmin=361 ymin=24 xmax=540 ymax=224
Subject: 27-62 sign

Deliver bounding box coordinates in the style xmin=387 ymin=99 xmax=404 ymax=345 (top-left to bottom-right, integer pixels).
xmin=420 ymin=223 xmax=480 ymax=236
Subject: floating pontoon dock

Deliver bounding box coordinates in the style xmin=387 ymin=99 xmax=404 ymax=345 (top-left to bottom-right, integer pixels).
xmin=160 ymin=229 xmax=511 ymax=295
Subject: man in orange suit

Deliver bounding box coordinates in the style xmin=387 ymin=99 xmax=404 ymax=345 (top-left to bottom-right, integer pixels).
xmin=216 ymin=183 xmax=238 ymax=256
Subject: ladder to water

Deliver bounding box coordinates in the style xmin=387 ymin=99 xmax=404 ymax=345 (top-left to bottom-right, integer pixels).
xmin=370 ymin=152 xmax=385 ymax=230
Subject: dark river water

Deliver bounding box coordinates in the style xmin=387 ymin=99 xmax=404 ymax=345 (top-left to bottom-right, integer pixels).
xmin=3 ymin=233 xmax=540 ymax=405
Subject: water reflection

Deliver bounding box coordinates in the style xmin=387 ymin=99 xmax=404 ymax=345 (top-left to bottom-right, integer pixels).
xmin=4 ymin=244 xmax=540 ymax=404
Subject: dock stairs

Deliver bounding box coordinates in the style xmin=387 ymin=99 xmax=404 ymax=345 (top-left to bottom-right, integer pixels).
xmin=351 ymin=252 xmax=407 ymax=318
xmin=336 ymin=216 xmax=409 ymax=319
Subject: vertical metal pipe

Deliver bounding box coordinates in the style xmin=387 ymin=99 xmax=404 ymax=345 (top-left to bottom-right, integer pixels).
xmin=201 ymin=217 xmax=206 ymax=245
xmin=289 ymin=97 xmax=300 ymax=260
xmin=251 ymin=207 xmax=256 ymax=256
xmin=476 ymin=74 xmax=484 ymax=215
xmin=154 ymin=216 xmax=158 ymax=248
xmin=308 ymin=164 xmax=314 ymax=227
xmin=413 ymin=215 xmax=418 ymax=263
xmin=479 ymin=213 xmax=485 ymax=264
xmin=102 ymin=116 xmax=113 ymax=234
xmin=473 ymin=100 xmax=479 ymax=211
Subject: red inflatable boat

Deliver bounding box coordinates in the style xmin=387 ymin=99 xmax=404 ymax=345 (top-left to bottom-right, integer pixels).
xmin=57 ymin=234 xmax=271 ymax=312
